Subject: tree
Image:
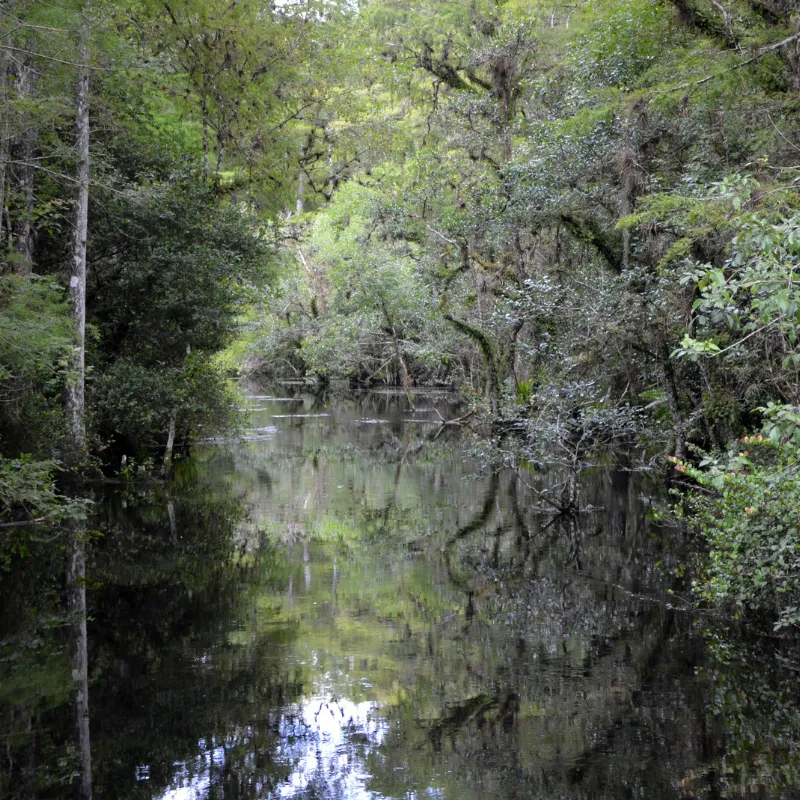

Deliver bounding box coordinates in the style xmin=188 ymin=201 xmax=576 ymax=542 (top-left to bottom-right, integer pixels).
xmin=65 ymin=7 xmax=90 ymax=469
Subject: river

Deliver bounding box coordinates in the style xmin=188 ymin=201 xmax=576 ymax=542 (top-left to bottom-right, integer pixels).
xmin=2 ymin=389 xmax=800 ymax=798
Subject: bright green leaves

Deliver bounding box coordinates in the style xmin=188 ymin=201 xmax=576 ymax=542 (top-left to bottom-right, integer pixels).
xmin=675 ymin=209 xmax=800 ymax=375
xmin=671 ymin=334 xmax=721 ymax=360
xmin=289 ymin=179 xmax=445 ymax=380
xmin=757 ymin=402 xmax=800 ymax=446
xmin=675 ymin=435 xmax=800 ymax=630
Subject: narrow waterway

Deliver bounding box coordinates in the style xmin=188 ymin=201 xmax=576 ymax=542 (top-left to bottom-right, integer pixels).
xmin=3 ymin=389 xmax=800 ymax=798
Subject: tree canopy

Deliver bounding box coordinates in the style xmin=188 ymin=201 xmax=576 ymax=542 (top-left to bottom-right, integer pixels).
xmin=2 ymin=0 xmax=800 ymax=623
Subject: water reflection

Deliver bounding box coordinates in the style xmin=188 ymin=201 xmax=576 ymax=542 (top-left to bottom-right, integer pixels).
xmin=273 ymin=697 xmax=385 ymax=799
xmin=3 ymin=388 xmax=800 ymax=797
xmin=68 ymin=532 xmax=92 ymax=800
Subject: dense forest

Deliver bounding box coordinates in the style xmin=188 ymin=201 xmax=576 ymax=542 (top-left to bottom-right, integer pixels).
xmin=6 ymin=1 xmax=800 ymax=797
xmin=3 ymin=0 xmax=800 ymax=654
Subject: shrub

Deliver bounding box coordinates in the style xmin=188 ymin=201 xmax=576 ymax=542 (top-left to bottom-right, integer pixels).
xmin=676 ymin=434 xmax=800 ymax=630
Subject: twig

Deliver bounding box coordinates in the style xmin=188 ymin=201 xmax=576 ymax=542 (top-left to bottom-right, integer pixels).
xmin=0 ymin=517 xmax=48 ymax=528
xmin=653 ymin=31 xmax=800 ymax=96
xmin=715 ymin=317 xmax=782 ymax=355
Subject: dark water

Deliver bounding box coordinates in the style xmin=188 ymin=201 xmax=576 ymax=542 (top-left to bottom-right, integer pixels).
xmin=3 ymin=390 xmax=800 ymax=798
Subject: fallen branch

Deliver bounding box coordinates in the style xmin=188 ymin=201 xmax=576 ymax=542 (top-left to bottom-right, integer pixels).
xmin=431 ymin=407 xmax=476 ymax=439
xmin=432 ymin=406 xmax=476 ymax=425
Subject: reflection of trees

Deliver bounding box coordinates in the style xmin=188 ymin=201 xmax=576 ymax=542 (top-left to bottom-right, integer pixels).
xmin=366 ymin=468 xmax=714 ymax=799
xmin=0 ymin=528 xmax=74 ymax=797
xmin=9 ymin=393 xmax=800 ymax=800
xmin=688 ymin=632 xmax=800 ymax=797
xmin=0 ymin=478 xmax=309 ymax=800
xmin=214 ymin=393 xmax=473 ymax=556
xmin=86 ymin=483 xmax=306 ymax=798
xmin=223 ymin=423 xmax=710 ymax=799
xmin=0 ymin=510 xmax=97 ymax=798
xmin=68 ymin=533 xmax=92 ymax=800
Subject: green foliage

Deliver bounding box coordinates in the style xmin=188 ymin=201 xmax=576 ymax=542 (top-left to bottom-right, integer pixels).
xmin=91 ymin=176 xmax=272 ymax=363
xmin=759 ymin=402 xmax=800 ymax=445
xmin=570 ymin=0 xmax=678 ymax=90
xmin=677 ymin=208 xmax=800 ymax=375
xmin=0 ymin=0 xmax=320 ymax=469
xmin=515 ymin=378 xmax=534 ymax=404
xmin=85 ymin=174 xmax=271 ymax=457
xmin=245 ymin=0 xmax=800 ymax=487
xmin=664 ymin=180 xmax=800 ymax=630
xmin=260 ymin=179 xmax=451 ymax=383
xmin=0 ymin=275 xmax=71 ymax=454
xmin=4 ymin=0 xmax=800 ymax=633
xmin=675 ymin=436 xmax=800 ymax=629
xmin=93 ymin=356 xmax=244 ymax=455
xmin=0 ymin=455 xmax=90 ymax=568
xmin=0 ymin=457 xmax=70 ymax=523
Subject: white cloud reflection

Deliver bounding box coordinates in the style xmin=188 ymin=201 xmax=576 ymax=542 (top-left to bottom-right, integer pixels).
xmin=152 ymin=694 xmax=387 ymax=799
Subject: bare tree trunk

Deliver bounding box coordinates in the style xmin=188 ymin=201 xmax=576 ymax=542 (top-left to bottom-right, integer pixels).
xmin=66 ymin=15 xmax=90 ymax=467
xmin=65 ymin=22 xmax=92 ymax=776
xmin=379 ymin=299 xmax=415 ymax=406
xmin=296 ymin=163 xmax=306 ymax=214
xmin=162 ymin=412 xmax=176 ymax=476
xmin=303 ymin=539 xmax=311 ymax=591
xmin=201 ymin=87 xmax=209 ymax=179
xmin=12 ymin=60 xmax=36 ymax=271
xmin=325 ymin=122 xmax=334 ymax=174
xmin=68 ymin=535 xmax=92 ymax=800
xmin=296 ymin=130 xmax=313 ymax=214
xmin=0 ymin=46 xmax=9 ymax=249
xmin=167 ymin=497 xmax=177 ymax=543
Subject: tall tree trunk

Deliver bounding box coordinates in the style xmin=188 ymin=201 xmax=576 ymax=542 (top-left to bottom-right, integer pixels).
xmin=12 ymin=60 xmax=36 ymax=271
xmin=0 ymin=46 xmax=9 ymax=249
xmin=296 ymin=167 xmax=306 ymax=214
xmin=66 ymin=18 xmax=92 ymax=795
xmin=296 ymin=130 xmax=314 ymax=215
xmin=66 ymin=15 xmax=90 ymax=467
xmin=380 ymin=299 xmax=415 ymax=407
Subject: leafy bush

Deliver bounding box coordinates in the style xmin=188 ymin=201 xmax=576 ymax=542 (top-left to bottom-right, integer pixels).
xmin=675 ymin=435 xmax=800 ymax=630
xmin=93 ymin=355 xmax=243 ymax=458
xmin=0 ymin=456 xmax=90 ymax=567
